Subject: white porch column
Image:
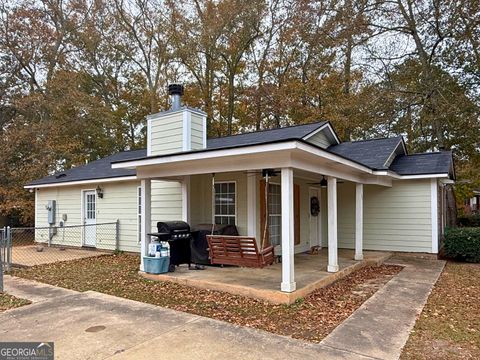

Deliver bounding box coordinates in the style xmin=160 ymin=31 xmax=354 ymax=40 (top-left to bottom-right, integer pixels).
xmin=327 ymin=176 xmax=339 ymax=272
xmin=247 ymin=173 xmax=257 ymax=238
xmin=281 ymin=167 xmax=296 ymax=292
xmin=181 ymin=176 xmax=190 ymax=223
xmin=140 ymin=179 xmax=151 ymax=272
xmin=355 ymin=183 xmax=364 ymax=261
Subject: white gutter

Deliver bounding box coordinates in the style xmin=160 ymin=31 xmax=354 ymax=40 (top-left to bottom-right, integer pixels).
xmin=373 ymin=170 xmax=450 ymax=180
xmin=24 ymin=176 xmax=137 ymax=189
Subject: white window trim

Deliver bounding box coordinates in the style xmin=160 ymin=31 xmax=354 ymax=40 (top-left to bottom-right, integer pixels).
xmin=80 ymin=189 xmax=96 ymax=247
xmin=213 ymin=181 xmax=237 ymax=226
xmin=267 ymin=182 xmax=282 ymax=247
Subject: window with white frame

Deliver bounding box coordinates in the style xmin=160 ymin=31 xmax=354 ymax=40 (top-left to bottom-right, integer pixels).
xmin=268 ymin=183 xmax=282 ymax=246
xmin=137 ymin=186 xmax=142 ymax=243
xmin=214 ymin=182 xmax=236 ymax=225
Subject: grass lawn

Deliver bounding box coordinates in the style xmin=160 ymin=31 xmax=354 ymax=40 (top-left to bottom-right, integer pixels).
xmin=0 ymin=292 xmax=30 ymax=312
xmin=401 ymin=262 xmax=480 ymax=360
xmin=12 ymin=253 xmax=402 ymax=343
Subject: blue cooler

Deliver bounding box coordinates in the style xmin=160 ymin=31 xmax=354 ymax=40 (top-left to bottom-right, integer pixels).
xmin=143 ymin=256 xmax=170 ymax=274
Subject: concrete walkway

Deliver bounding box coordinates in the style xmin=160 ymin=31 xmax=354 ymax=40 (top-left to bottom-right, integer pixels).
xmin=12 ymin=245 xmax=108 ymax=267
xmin=321 ymin=255 xmax=446 ymax=360
xmin=1 ymin=256 xmax=445 ymax=360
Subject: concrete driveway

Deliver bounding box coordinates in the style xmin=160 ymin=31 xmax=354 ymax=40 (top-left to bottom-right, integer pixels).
xmin=1 ymin=277 xmax=364 ymax=360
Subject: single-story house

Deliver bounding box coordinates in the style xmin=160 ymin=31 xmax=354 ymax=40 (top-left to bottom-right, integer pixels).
xmin=26 ymin=86 xmax=454 ymax=293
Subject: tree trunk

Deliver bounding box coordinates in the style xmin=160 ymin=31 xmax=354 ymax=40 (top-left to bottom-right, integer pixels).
xmin=227 ymin=71 xmax=235 ymax=136
xmin=343 ymin=34 xmax=353 ymax=141
xmin=255 ymin=74 xmax=264 ymax=131
xmin=446 ymin=185 xmax=457 ymax=228
xmin=204 ymin=56 xmax=215 ymax=135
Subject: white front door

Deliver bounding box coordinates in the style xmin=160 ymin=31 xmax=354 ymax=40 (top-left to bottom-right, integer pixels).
xmin=83 ymin=190 xmax=97 ymax=247
xmin=309 ymin=187 xmax=321 ymax=248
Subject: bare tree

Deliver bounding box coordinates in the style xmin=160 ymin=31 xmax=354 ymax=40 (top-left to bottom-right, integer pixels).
xmin=110 ymin=0 xmax=173 ymax=113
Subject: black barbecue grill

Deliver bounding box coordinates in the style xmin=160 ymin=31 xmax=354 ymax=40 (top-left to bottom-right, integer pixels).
xmin=149 ymin=221 xmax=192 ymax=272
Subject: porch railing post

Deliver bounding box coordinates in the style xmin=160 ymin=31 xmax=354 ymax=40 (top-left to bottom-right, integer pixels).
xmin=140 ymin=179 xmax=151 ymax=272
xmin=280 ymin=167 xmax=296 ymax=292
xmin=327 ymin=176 xmax=339 ymax=272
xmin=115 ymin=219 xmax=120 ymax=251
xmin=247 ymin=172 xmax=257 ymax=238
xmin=181 ymin=176 xmax=190 ymax=223
xmin=355 ymin=183 xmax=364 ymax=261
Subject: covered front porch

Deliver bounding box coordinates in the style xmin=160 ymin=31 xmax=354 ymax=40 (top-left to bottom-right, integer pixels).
xmin=141 ymin=249 xmax=391 ymax=304
xmin=114 ymin=138 xmax=393 ymax=296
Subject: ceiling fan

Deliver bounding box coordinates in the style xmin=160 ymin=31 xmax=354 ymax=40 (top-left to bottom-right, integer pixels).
xmin=308 ymin=175 xmax=344 ymax=188
xmin=243 ymin=168 xmax=281 ymax=178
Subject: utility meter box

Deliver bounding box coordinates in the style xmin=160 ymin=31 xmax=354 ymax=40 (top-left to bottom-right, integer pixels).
xmin=47 ymin=200 xmax=56 ymax=225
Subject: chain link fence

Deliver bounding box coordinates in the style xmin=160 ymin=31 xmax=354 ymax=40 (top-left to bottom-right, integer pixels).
xmin=1 ymin=221 xmax=119 ymax=289
xmin=0 ymin=227 xmax=9 ymax=291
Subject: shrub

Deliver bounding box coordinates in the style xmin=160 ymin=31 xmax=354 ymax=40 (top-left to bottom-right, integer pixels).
xmin=457 ymin=214 xmax=480 ymax=227
xmin=444 ymin=227 xmax=480 ymax=263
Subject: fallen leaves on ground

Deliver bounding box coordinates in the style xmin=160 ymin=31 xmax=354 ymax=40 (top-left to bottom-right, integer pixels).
xmin=0 ymin=292 xmax=31 ymax=312
xmin=401 ymin=262 xmax=480 ymax=360
xmin=12 ymin=254 xmax=401 ymax=342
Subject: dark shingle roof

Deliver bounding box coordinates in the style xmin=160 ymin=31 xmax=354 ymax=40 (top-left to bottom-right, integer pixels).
xmin=327 ymin=136 xmax=403 ymax=170
xmin=207 ymin=121 xmax=327 ymax=149
xmin=28 ymin=122 xmax=454 ymax=186
xmin=28 ymin=123 xmax=329 ymax=186
xmin=27 ymin=149 xmax=146 ymax=186
xmin=389 ymin=151 xmax=453 ymax=176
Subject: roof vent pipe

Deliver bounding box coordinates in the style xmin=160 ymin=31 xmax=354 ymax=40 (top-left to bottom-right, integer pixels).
xmin=168 ymin=84 xmax=184 ymax=111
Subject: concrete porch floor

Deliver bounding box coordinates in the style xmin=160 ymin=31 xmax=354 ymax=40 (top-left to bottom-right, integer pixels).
xmin=141 ymin=249 xmax=392 ymax=304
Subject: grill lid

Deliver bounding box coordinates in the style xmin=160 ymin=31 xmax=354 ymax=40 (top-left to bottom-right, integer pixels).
xmin=157 ymin=221 xmax=190 ymax=234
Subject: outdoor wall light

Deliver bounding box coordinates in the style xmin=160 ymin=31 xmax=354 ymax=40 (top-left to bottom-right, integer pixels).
xmin=96 ymin=185 xmax=104 ymax=199
xmin=320 ymin=176 xmax=328 ymax=188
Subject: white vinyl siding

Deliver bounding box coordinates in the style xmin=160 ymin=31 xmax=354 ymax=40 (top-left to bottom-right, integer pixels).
xmin=337 ymin=182 xmax=355 ymax=248
xmin=363 ymin=180 xmax=433 ymax=252
xmin=149 ymin=112 xmax=184 ymax=155
xmin=35 ymin=186 xmax=83 ymax=246
xmin=150 ymin=180 xmax=183 ymax=231
xmin=35 ymin=180 xmax=183 ymax=253
xmin=190 ymin=173 xmax=312 ymax=252
xmin=305 ymin=129 xmax=333 ymax=149
xmin=320 ymin=179 xmax=434 ymax=253
xmin=190 ymin=172 xmax=248 ymax=235
xmin=191 ymin=112 xmax=205 ymax=150
xmin=148 ymin=110 xmax=205 ymax=155
xmin=92 ymin=181 xmax=140 ymax=252
xmin=34 ymin=174 xmax=435 ymax=254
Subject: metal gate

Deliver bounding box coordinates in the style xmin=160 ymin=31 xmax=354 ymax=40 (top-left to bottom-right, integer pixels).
xmin=0 ymin=226 xmax=12 ymax=291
